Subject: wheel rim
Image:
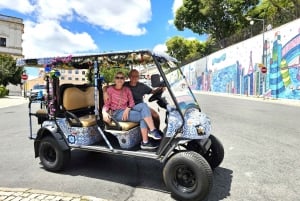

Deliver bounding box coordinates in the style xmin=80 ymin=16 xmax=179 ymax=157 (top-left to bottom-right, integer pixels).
xmin=172 ymin=164 xmax=197 ymax=193
xmin=42 ymin=142 xmax=57 ymax=163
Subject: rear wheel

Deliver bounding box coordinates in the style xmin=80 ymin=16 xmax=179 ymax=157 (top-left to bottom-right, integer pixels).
xmin=39 ymin=136 xmax=70 ymax=172
xmin=163 ymin=151 xmax=213 ymax=201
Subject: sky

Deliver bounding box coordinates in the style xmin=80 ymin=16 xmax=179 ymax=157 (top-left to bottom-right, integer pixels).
xmin=0 ymin=0 xmax=206 ymax=78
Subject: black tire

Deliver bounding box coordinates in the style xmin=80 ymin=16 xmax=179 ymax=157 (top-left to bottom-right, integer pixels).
xmin=163 ymin=151 xmax=213 ymax=201
xmin=203 ymin=135 xmax=224 ymax=169
xmin=38 ymin=136 xmax=70 ymax=172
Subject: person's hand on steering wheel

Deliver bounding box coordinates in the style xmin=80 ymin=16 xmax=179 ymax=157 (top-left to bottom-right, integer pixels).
xmin=149 ymin=87 xmax=164 ymax=102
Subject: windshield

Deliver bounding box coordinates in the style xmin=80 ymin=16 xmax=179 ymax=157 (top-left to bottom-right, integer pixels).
xmin=165 ymin=68 xmax=200 ymax=114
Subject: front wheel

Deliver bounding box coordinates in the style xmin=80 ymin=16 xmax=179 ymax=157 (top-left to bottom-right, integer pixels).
xmin=38 ymin=136 xmax=70 ymax=172
xmin=203 ymin=135 xmax=224 ymax=169
xmin=163 ymin=151 xmax=213 ymax=201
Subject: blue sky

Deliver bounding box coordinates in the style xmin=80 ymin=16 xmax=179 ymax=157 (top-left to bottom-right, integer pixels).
xmin=0 ymin=0 xmax=206 ymax=78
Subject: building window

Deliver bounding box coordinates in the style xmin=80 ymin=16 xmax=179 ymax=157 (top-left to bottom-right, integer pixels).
xmin=68 ymin=70 xmax=72 ymax=74
xmin=82 ymin=71 xmax=86 ymax=75
xmin=75 ymin=78 xmax=79 ymax=81
xmin=68 ymin=77 xmax=72 ymax=80
xmin=0 ymin=38 xmax=6 ymax=47
xmin=60 ymin=76 xmax=65 ymax=80
xmin=75 ymin=70 xmax=79 ymax=74
xmin=82 ymin=78 xmax=86 ymax=81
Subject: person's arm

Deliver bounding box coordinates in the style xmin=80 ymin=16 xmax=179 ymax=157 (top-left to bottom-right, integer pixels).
xmin=103 ymin=83 xmax=117 ymax=103
xmin=102 ymin=87 xmax=111 ymax=123
xmin=151 ymin=86 xmax=164 ymax=94
xmin=122 ymin=87 xmax=134 ymax=121
xmin=127 ymin=88 xmax=135 ymax=108
xmin=102 ymin=84 xmax=110 ymax=104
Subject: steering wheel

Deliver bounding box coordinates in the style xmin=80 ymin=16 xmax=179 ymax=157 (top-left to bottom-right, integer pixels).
xmin=148 ymin=87 xmax=164 ymax=102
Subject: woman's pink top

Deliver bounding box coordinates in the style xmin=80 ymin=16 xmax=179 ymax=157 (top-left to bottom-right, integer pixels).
xmin=103 ymin=86 xmax=135 ymax=112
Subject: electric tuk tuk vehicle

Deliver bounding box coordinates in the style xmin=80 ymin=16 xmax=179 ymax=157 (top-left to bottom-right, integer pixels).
xmin=17 ymin=50 xmax=224 ymax=201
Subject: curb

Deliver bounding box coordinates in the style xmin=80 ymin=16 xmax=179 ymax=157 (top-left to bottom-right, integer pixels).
xmin=193 ymin=91 xmax=300 ymax=107
xmin=0 ymin=187 xmax=108 ymax=201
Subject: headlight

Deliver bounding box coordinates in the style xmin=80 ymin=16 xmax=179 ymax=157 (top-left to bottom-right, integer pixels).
xmin=183 ymin=108 xmax=211 ymax=139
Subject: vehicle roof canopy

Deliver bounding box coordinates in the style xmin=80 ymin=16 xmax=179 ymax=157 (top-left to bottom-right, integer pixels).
xmin=16 ymin=50 xmax=177 ymax=70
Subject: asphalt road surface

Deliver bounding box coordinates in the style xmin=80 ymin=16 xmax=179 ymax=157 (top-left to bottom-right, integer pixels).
xmin=0 ymin=93 xmax=299 ymax=201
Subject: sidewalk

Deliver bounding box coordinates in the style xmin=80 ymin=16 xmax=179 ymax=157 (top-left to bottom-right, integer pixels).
xmin=0 ymin=95 xmax=28 ymax=109
xmin=0 ymin=187 xmax=107 ymax=201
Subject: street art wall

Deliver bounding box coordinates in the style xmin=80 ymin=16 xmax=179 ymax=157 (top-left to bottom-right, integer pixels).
xmin=183 ymin=18 xmax=300 ymax=100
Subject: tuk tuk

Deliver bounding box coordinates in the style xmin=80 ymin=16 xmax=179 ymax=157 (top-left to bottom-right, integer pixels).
xmin=17 ymin=50 xmax=224 ymax=201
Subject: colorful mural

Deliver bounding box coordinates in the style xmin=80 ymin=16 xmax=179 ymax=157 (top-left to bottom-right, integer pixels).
xmin=182 ymin=18 xmax=300 ymax=100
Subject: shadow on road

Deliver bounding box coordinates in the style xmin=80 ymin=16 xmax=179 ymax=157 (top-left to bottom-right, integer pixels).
xmin=60 ymin=150 xmax=168 ymax=191
xmin=52 ymin=150 xmax=232 ymax=199
xmin=206 ymin=167 xmax=233 ymax=201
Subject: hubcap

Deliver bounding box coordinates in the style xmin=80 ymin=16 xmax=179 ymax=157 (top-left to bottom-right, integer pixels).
xmin=42 ymin=143 xmax=56 ymax=163
xmin=173 ymin=165 xmax=197 ymax=193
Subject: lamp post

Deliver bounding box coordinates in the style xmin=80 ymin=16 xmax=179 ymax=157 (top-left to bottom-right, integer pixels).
xmin=247 ymin=16 xmax=266 ymax=94
xmin=246 ymin=17 xmax=265 ymax=65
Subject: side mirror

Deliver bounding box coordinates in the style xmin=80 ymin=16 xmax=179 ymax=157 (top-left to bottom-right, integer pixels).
xmin=151 ymin=74 xmax=165 ymax=87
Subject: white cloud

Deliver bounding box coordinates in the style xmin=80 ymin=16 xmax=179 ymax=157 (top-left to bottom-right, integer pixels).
xmin=0 ymin=0 xmax=152 ymax=58
xmin=32 ymin=0 xmax=151 ymax=35
xmin=172 ymin=0 xmax=183 ymax=17
xmin=35 ymin=0 xmax=74 ymax=22
xmin=23 ymin=20 xmax=98 ymax=58
xmin=0 ymin=0 xmax=34 ymax=14
xmin=71 ymin=0 xmax=151 ymax=35
xmin=153 ymin=44 xmax=167 ymax=53
xmin=167 ymin=0 xmax=183 ymax=29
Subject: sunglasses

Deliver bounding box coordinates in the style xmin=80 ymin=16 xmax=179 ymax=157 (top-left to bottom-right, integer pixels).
xmin=115 ymin=76 xmax=125 ymax=80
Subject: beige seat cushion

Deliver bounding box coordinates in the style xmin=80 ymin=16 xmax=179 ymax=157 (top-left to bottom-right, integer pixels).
xmin=107 ymin=121 xmax=139 ymax=131
xmin=70 ymin=114 xmax=97 ymax=127
xmin=63 ymin=87 xmax=94 ymax=110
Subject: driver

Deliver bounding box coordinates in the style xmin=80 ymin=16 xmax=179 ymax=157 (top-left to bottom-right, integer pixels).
xmin=103 ymin=69 xmax=163 ymax=136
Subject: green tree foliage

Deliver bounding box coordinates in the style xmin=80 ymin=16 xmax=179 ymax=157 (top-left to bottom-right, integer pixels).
xmin=174 ymin=0 xmax=259 ymax=48
xmin=0 ymin=54 xmax=23 ymax=86
xmin=86 ymin=67 xmax=129 ymax=85
xmin=166 ymin=36 xmax=206 ymax=62
xmin=169 ymin=0 xmax=299 ymax=60
xmin=248 ymin=0 xmax=300 ymax=28
xmin=0 ymin=85 xmax=9 ymax=98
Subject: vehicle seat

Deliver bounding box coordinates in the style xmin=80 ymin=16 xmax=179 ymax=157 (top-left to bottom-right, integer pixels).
xmin=61 ymin=84 xmax=139 ymax=130
xmin=35 ymin=109 xmax=48 ymax=124
xmin=62 ymin=85 xmax=96 ymax=127
xmin=106 ymin=120 xmax=139 ymax=131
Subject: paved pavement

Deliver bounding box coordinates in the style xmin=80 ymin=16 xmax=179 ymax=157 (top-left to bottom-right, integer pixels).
xmin=0 ymin=93 xmax=299 ymax=201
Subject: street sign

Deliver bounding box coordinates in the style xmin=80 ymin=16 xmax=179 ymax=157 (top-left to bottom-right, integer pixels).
xmin=261 ymin=66 xmax=267 ymax=74
xmin=21 ymin=74 xmax=28 ymax=80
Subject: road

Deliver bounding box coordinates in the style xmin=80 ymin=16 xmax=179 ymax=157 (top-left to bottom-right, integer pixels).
xmin=0 ymin=94 xmax=299 ymax=201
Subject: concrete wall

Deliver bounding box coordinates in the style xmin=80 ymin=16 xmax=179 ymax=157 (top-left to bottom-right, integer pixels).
xmin=183 ymin=18 xmax=300 ymax=100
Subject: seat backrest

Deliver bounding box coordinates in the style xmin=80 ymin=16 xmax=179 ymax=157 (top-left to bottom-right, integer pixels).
xmin=62 ymin=86 xmax=94 ymax=111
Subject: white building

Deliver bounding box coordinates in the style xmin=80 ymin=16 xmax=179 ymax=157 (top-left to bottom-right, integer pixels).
xmin=0 ymin=14 xmax=23 ymax=58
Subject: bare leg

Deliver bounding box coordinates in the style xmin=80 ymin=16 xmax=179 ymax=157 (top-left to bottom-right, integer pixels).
xmin=143 ymin=116 xmax=156 ymax=131
xmin=140 ymin=128 xmax=149 ymax=142
xmin=150 ymin=108 xmax=160 ymax=129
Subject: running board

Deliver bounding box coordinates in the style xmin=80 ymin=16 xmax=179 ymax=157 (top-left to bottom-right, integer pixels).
xmin=69 ymin=144 xmax=159 ymax=159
